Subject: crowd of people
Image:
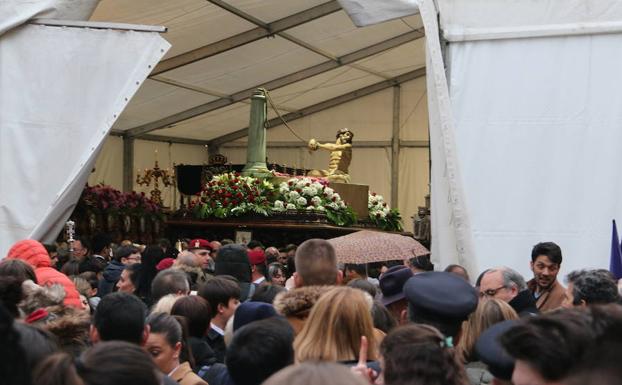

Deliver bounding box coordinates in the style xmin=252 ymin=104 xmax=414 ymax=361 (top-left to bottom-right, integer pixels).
xmin=1 ymin=235 xmax=621 ymax=385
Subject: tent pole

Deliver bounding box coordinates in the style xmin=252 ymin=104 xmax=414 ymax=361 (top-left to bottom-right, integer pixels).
xmin=123 ymin=136 xmax=134 ymax=192
xmin=391 ymin=85 xmax=401 ymax=207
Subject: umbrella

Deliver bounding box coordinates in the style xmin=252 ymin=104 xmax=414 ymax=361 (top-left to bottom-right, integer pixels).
xmin=328 ymin=230 xmax=429 ymax=264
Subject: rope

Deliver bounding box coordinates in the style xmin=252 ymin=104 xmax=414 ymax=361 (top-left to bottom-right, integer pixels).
xmin=259 ymin=88 xmax=308 ymax=143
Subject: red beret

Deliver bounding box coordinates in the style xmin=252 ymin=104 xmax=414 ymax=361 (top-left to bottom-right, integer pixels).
xmin=188 ymin=238 xmax=212 ymax=251
xmin=156 ymin=257 xmax=175 ymax=271
xmin=248 ymin=249 xmax=266 ymax=265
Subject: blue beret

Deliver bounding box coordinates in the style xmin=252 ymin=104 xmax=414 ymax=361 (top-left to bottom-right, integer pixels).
xmin=475 ymin=320 xmax=518 ymax=380
xmin=403 ymin=271 xmax=478 ymax=320
xmin=233 ymin=302 xmax=277 ymax=331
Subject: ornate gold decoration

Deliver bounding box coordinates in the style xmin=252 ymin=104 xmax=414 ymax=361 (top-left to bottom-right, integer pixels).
xmin=136 ymin=151 xmax=175 ymax=206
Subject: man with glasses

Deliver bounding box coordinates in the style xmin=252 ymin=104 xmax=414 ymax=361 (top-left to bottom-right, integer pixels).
xmin=479 ymin=267 xmax=538 ymax=317
xmin=98 ymin=245 xmax=142 ymax=297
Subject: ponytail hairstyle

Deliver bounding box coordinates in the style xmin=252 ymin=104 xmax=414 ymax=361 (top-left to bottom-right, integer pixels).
xmin=33 ymin=341 xmax=160 ymax=385
xmin=147 ymin=312 xmax=194 ymax=368
xmin=380 ymin=324 xmax=469 ymax=385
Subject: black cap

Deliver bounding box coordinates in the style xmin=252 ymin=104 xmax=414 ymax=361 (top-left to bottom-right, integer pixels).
xmin=403 ymin=271 xmax=478 ymax=320
xmin=233 ymin=302 xmax=278 ymax=331
xmin=380 ymin=265 xmax=413 ymax=306
xmin=475 ymin=320 xmax=519 ymax=381
xmin=215 ymin=244 xmax=251 ymax=283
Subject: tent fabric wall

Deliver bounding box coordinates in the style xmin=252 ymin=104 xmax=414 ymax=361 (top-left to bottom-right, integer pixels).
xmin=0 ymin=23 xmax=169 ymax=256
xmin=433 ymin=0 xmax=622 ymax=278
xmin=88 ymin=135 xmax=124 ymax=189
xmin=88 ymin=137 xmax=209 ymax=210
xmin=134 ymin=140 xmax=209 ymax=210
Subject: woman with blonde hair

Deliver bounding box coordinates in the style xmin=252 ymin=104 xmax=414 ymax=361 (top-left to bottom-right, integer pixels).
xmin=294 ymin=286 xmax=378 ymax=363
xmin=456 ymin=298 xmax=518 ymax=385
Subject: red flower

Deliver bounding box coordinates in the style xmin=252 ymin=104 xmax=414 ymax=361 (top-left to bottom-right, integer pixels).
xmin=249 ymin=196 xmax=255 ymax=202
xmin=332 ymin=196 xmax=337 ymax=202
xmin=225 ymin=192 xmax=232 ymax=198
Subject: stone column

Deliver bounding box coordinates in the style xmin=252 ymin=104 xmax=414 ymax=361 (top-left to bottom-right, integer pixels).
xmin=242 ymin=89 xmax=271 ymax=177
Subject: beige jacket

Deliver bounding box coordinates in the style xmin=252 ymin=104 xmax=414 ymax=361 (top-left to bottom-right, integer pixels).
xmin=170 ymin=362 xmax=208 ymax=385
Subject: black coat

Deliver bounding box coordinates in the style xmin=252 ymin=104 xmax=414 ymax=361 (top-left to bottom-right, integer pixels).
xmin=509 ymin=289 xmax=539 ymax=317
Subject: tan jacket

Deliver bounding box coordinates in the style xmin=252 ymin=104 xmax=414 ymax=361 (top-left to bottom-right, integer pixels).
xmin=170 ymin=362 xmax=208 ymax=385
xmin=527 ymin=279 xmax=565 ymax=312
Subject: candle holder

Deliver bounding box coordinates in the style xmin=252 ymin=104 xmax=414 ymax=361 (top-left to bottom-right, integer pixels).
xmin=136 ymin=159 xmax=175 ymax=207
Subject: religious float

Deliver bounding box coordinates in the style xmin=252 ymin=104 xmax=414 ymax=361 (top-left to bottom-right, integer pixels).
xmin=166 ymin=89 xmax=407 ymax=247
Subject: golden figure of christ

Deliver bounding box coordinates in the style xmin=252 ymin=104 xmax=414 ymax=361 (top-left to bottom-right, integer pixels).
xmin=307 ymin=128 xmax=353 ymax=183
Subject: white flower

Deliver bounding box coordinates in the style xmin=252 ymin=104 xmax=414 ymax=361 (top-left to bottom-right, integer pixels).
xmin=280 ymin=182 xmax=288 ymax=189
xmin=328 ymin=202 xmax=339 ymax=210
xmin=339 ymin=201 xmax=346 ymax=208
xmin=286 ymin=203 xmax=296 ymax=210
xmin=306 ymin=205 xmax=314 ymax=210
xmin=302 ymin=186 xmax=317 ymax=197
xmin=312 ymin=182 xmax=323 ymax=190
xmin=311 ymin=196 xmax=322 ymax=206
xmin=316 ymin=206 xmax=326 ymax=212
xmin=297 ymin=197 xmax=307 ymax=206
xmin=279 ymin=186 xmax=289 ymax=194
xmin=324 ymin=187 xmax=334 ymax=196
xmin=274 ymin=200 xmax=284 ymax=210
xmin=333 ymin=193 xmax=341 ymax=201
xmin=289 ymin=191 xmax=300 ymax=200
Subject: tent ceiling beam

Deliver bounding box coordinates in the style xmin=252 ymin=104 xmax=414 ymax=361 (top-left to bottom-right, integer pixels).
xmin=149 ymin=76 xmax=298 ymax=112
xmin=209 ymin=67 xmax=426 ymax=146
xmin=110 ymin=131 xmax=210 ymax=146
xmin=126 ymin=30 xmax=424 ymax=138
xmin=150 ymin=1 xmax=342 ymax=76
xmin=207 ymin=0 xmax=392 ymax=80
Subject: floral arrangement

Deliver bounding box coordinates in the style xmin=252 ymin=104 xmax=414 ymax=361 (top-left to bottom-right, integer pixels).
xmin=123 ymin=191 xmax=162 ymax=217
xmin=80 ymin=184 xmax=125 ymax=211
xmin=273 ymin=177 xmax=356 ymax=226
xmin=192 ymin=172 xmax=274 ymax=218
xmin=78 ymin=184 xmax=163 ymax=218
xmin=368 ymin=192 xmax=403 ymax=232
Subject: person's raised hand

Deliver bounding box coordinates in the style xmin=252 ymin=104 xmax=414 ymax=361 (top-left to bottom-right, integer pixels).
xmin=350 ymin=336 xmax=377 ymax=383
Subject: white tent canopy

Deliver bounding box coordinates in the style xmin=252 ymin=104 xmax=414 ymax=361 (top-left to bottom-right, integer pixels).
xmin=85 ymin=0 xmax=431 ymax=234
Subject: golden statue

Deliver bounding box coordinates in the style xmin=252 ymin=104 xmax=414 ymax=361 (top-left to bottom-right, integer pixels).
xmin=307 ymin=128 xmax=353 ymax=183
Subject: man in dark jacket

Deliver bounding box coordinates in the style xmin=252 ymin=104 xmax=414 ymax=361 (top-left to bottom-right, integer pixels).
xmin=479 ymin=267 xmax=538 ymax=317
xmin=98 ymin=246 xmax=141 ymax=297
